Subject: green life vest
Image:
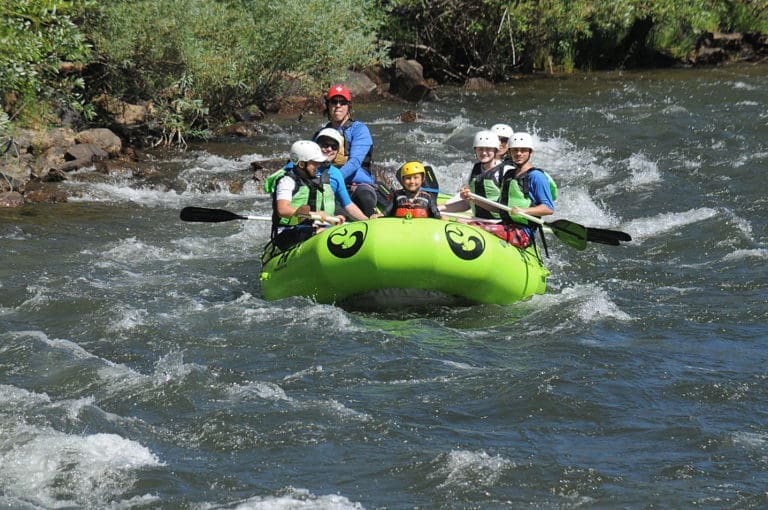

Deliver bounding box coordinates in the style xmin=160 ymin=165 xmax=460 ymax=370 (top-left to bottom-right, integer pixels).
xmin=268 ymin=167 xmax=336 ymax=228
xmin=468 ymin=161 xmax=513 ymax=220
xmin=499 ymin=168 xmax=558 ymax=225
xmin=263 ymin=168 xmax=284 ymax=194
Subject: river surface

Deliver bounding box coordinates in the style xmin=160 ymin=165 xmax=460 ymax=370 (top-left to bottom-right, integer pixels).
xmin=1 ymin=64 xmax=767 ymax=509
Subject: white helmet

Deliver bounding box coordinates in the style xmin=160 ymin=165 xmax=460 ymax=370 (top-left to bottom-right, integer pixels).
xmin=290 ymin=140 xmax=326 ymax=164
xmin=508 ymin=132 xmax=534 ymax=150
xmin=490 ymin=123 xmax=513 ymax=140
xmin=473 ymin=130 xmax=500 ymax=149
xmin=314 ymin=128 xmax=344 ymax=147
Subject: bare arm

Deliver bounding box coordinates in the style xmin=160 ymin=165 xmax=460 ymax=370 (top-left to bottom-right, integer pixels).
xmin=439 ymin=187 xmax=471 ymax=213
xmin=277 ymin=200 xmax=345 ymax=224
xmin=344 ymin=202 xmax=368 ymax=221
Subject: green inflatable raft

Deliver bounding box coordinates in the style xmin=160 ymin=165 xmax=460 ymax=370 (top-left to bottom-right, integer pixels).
xmin=259 ymin=218 xmax=549 ymax=306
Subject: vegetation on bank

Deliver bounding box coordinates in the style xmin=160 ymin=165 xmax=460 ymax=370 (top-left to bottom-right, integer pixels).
xmin=384 ymin=0 xmax=767 ymax=80
xmin=0 ymin=0 xmax=95 ymax=130
xmin=82 ymin=0 xmax=387 ymax=144
xmin=1 ymin=0 xmax=766 ymax=143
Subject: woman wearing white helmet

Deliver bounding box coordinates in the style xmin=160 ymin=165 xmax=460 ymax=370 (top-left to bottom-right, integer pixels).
xmin=266 ymin=140 xmax=346 ymax=251
xmin=490 ymin=123 xmax=513 ymax=160
xmin=313 ymin=128 xmax=368 ymax=221
xmin=440 ymin=129 xmax=515 ymax=221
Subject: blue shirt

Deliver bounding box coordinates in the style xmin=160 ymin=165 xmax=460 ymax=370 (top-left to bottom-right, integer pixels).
xmin=324 ymin=120 xmax=374 ymax=185
xmin=522 ymin=169 xmax=555 ymax=238
xmin=319 ymin=164 xmax=353 ymax=207
xmin=282 ymin=162 xmax=353 ymax=208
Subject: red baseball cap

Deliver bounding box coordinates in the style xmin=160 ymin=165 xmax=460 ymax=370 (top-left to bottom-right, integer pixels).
xmin=326 ymin=84 xmax=352 ymax=102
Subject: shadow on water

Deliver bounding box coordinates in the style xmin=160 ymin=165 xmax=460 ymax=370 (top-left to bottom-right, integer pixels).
xmin=339 ymin=289 xmax=537 ymax=330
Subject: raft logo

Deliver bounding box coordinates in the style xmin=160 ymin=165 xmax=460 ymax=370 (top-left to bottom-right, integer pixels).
xmin=444 ymin=224 xmax=485 ymax=260
xmin=327 ymin=222 xmax=368 ymax=258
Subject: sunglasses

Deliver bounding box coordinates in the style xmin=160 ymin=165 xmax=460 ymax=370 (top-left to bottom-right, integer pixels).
xmin=499 ymin=137 xmax=509 ymax=143
xmin=318 ymin=140 xmax=339 ymax=150
xmin=327 ymin=99 xmax=349 ymax=107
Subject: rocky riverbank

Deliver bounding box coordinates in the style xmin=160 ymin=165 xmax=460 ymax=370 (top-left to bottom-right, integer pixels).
xmin=0 ymin=58 xmax=437 ymax=207
xmin=1 ymin=31 xmax=765 ymax=209
xmin=0 ymin=127 xmax=133 ymax=207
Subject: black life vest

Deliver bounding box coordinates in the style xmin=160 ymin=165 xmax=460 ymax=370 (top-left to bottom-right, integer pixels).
xmin=389 ymin=190 xmax=433 ymax=218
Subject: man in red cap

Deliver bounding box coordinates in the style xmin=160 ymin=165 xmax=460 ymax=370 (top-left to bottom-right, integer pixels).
xmin=318 ymin=84 xmax=378 ymax=216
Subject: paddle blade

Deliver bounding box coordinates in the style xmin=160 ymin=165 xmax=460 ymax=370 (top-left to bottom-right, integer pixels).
xmin=423 ymin=165 xmax=440 ymax=191
xmin=587 ymin=227 xmax=632 ymax=243
xmin=585 ymin=232 xmax=621 ymax=246
xmin=180 ymin=207 xmax=247 ymax=223
xmin=585 ymin=227 xmax=631 ymax=246
xmin=548 ymin=220 xmax=587 ymax=250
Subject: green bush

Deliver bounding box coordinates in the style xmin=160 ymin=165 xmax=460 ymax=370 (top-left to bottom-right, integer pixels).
xmin=0 ymin=0 xmax=94 ymax=125
xmin=1 ymin=0 xmax=765 ymax=141
xmin=86 ymin=0 xmax=390 ymax=138
xmin=382 ymin=0 xmax=768 ymax=79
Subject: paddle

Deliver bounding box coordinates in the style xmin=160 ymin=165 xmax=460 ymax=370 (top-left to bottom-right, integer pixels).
xmin=440 ymin=211 xmax=498 ymax=223
xmin=467 ymin=192 xmax=631 ymax=250
xmin=180 ymin=207 xmax=269 ymax=222
xmin=442 ymin=211 xmax=579 ymax=242
xmin=179 ymin=206 xmax=340 ymax=225
xmin=423 ymin=165 xmax=440 ymax=193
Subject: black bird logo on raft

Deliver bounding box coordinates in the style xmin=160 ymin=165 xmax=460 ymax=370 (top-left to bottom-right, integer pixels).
xmin=325 ymin=221 xmax=484 ymax=261
xmin=444 ymin=224 xmax=485 ymax=260
xmin=327 ymin=223 xmax=368 ymax=259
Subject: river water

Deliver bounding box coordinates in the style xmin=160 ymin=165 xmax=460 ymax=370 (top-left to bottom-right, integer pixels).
xmin=1 ymin=64 xmax=766 ymax=508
